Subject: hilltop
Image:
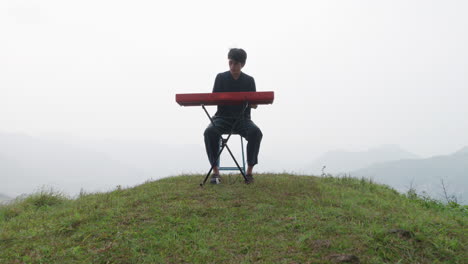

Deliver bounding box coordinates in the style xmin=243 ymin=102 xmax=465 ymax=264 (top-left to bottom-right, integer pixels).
xmin=0 ymin=174 xmax=466 ymax=263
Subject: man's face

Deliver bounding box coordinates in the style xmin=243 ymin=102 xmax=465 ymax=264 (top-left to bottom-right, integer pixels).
xmin=229 ymin=59 xmax=244 ymax=76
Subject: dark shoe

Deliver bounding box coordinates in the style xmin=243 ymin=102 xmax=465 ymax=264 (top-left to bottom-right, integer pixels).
xmin=245 ymin=174 xmax=254 ymax=184
xmin=210 ymin=173 xmax=221 ymax=184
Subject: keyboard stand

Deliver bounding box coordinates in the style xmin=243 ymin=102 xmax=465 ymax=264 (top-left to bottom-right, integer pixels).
xmin=200 ymin=102 xmax=249 ymax=186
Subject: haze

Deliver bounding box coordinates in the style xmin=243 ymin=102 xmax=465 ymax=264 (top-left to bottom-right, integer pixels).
xmin=1 ymin=1 xmax=467 ymax=197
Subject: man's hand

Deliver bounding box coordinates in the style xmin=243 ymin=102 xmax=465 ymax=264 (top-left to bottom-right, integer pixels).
xmin=251 ymin=104 xmax=258 ymax=109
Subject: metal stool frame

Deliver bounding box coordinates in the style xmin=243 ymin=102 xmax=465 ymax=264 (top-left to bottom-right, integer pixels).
xmin=200 ymin=102 xmax=249 ymax=186
xmin=217 ymin=135 xmax=246 ymax=174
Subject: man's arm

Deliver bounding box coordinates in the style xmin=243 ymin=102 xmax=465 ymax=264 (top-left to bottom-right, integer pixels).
xmin=250 ymin=76 xmax=258 ymax=109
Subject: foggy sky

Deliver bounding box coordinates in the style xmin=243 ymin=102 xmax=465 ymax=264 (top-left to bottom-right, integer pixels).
xmin=1 ymin=0 xmax=467 ymax=166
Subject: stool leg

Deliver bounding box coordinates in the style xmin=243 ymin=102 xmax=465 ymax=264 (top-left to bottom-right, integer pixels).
xmin=241 ymin=136 xmax=246 ymax=174
xmin=216 ymin=137 xmax=222 ymax=168
xmin=224 ymin=144 xmax=248 ymax=181
xmin=201 ymin=142 xmax=227 ymax=187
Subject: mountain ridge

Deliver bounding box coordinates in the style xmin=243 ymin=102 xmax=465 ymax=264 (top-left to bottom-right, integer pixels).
xmin=0 ymin=193 xmax=11 ymax=202
xmin=352 ymin=150 xmax=468 ymax=204
xmin=304 ymin=144 xmax=420 ymax=174
xmin=0 ymin=132 xmax=149 ymax=197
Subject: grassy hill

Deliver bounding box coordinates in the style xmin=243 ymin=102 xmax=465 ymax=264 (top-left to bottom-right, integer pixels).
xmin=0 ymin=174 xmax=466 ymax=263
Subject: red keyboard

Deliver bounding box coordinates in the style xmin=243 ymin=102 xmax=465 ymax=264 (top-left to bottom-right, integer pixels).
xmin=176 ymin=91 xmax=274 ymax=106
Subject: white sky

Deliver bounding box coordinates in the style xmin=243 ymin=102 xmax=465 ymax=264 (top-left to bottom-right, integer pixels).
xmin=1 ymin=0 xmax=467 ymax=164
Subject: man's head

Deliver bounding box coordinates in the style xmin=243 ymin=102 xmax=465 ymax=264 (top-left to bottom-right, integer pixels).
xmin=228 ymin=48 xmax=247 ymax=78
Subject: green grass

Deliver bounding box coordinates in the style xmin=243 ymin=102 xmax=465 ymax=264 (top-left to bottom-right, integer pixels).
xmin=0 ymin=173 xmax=466 ymax=263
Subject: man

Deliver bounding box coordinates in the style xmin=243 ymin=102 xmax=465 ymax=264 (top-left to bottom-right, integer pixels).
xmin=204 ymin=48 xmax=263 ymax=184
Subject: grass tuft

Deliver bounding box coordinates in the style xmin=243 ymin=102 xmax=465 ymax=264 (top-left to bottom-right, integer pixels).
xmin=0 ymin=188 xmax=68 ymax=222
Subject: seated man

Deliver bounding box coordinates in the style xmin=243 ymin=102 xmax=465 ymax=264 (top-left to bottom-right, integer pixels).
xmin=204 ymin=48 xmax=263 ymax=184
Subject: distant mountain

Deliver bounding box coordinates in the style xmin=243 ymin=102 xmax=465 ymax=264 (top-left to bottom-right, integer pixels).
xmin=74 ymin=139 xmax=207 ymax=176
xmin=0 ymin=193 xmax=11 ymax=202
xmin=0 ymin=132 xmax=209 ymax=197
xmin=304 ymin=145 xmax=419 ymax=174
xmin=0 ymin=132 xmax=149 ymax=197
xmin=352 ymin=147 xmax=468 ymax=204
xmin=454 ymin=146 xmax=468 ymax=155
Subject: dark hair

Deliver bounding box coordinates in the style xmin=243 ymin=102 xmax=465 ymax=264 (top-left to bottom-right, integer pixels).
xmin=228 ymin=48 xmax=247 ymax=65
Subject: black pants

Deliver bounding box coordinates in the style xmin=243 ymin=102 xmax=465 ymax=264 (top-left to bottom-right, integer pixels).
xmin=204 ymin=116 xmax=263 ymax=167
